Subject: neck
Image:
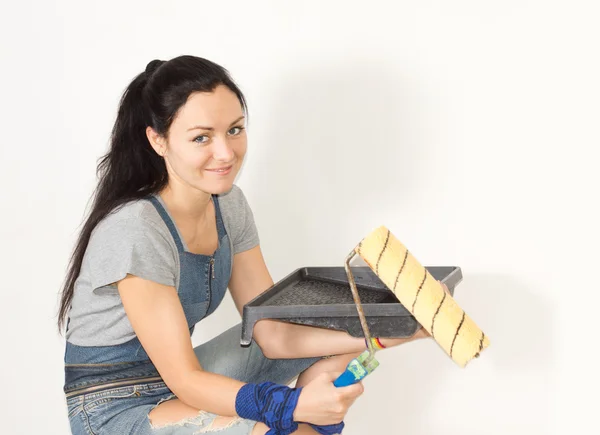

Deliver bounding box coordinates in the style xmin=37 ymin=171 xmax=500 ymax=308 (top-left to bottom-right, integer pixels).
xmin=158 ymin=183 xmax=212 ymax=221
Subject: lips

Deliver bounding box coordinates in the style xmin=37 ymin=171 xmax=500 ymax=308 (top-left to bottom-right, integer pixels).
xmin=205 ymin=165 xmax=233 ymax=175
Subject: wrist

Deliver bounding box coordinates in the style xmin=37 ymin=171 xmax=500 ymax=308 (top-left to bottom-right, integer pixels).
xmin=235 ymin=383 xmax=261 ymax=422
xmin=293 ymin=388 xmax=308 ymax=422
xmin=310 ymin=421 xmax=346 ymax=435
xmin=378 ymin=329 xmax=429 ymax=348
xmin=365 ymin=337 xmax=386 ymax=350
xmin=236 ymin=382 xmax=302 ymax=433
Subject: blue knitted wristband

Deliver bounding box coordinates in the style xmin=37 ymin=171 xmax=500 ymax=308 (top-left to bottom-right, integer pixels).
xmin=310 ymin=421 xmax=345 ymax=434
xmin=235 ymin=382 xmax=303 ymax=435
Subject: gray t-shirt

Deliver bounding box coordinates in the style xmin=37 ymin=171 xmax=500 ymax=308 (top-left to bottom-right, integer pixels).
xmin=65 ymin=184 xmax=259 ymax=346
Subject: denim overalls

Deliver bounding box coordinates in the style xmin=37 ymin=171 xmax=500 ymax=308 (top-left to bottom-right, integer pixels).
xmin=63 ymin=194 xmax=320 ymax=434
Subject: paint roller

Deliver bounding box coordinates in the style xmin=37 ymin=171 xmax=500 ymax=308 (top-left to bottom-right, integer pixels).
xmin=334 ymin=225 xmax=490 ymax=387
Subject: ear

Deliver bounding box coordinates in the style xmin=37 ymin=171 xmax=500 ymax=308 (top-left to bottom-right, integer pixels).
xmin=146 ymin=126 xmax=167 ymax=157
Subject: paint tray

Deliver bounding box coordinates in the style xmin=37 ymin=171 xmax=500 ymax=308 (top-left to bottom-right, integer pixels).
xmin=240 ymin=266 xmax=462 ymax=346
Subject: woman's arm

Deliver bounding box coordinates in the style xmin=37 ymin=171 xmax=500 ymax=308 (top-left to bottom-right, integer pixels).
xmin=117 ymin=273 xmax=363 ymax=426
xmin=118 ymin=274 xmax=245 ymax=416
xmin=228 ymin=246 xmax=430 ymax=360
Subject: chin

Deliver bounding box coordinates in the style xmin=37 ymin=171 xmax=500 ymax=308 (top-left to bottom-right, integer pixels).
xmin=199 ymin=179 xmax=236 ymax=195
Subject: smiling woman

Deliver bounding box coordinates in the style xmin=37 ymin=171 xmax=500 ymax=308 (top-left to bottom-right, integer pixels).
xmin=58 ymin=55 xmax=426 ymax=435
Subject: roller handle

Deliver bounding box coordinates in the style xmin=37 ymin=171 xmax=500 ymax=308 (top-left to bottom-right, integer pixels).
xmin=333 ymin=364 xmax=368 ymax=387
xmin=333 ymin=351 xmax=378 ymax=387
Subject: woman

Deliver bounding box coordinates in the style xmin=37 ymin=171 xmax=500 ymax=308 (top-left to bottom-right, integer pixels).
xmin=58 ymin=55 xmax=430 ymax=435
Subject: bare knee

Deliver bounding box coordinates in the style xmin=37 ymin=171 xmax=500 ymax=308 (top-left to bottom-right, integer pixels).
xmin=209 ymin=415 xmax=250 ymax=431
xmin=148 ymin=398 xmax=199 ymax=427
xmin=148 ymin=398 xmax=243 ymax=431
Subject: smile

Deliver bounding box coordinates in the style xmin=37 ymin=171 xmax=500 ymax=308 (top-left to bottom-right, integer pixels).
xmin=205 ymin=165 xmax=233 ymax=175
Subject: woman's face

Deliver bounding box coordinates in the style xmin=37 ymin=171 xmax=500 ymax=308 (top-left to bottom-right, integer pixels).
xmin=151 ymin=84 xmax=247 ymax=195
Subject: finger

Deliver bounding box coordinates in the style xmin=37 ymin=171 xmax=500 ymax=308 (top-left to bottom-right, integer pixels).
xmin=324 ymin=371 xmax=343 ymax=382
xmin=340 ymin=381 xmax=364 ymax=397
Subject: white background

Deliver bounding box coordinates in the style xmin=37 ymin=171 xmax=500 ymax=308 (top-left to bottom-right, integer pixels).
xmin=1 ymin=1 xmax=598 ymax=434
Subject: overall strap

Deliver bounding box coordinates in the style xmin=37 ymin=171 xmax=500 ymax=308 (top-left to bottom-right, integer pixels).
xmin=147 ymin=196 xmax=185 ymax=253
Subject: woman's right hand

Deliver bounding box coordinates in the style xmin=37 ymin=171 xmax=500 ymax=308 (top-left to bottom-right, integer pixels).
xmin=293 ymin=372 xmax=364 ymax=426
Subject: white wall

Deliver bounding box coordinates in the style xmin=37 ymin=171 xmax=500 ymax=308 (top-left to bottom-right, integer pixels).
xmin=1 ymin=1 xmax=598 ymax=434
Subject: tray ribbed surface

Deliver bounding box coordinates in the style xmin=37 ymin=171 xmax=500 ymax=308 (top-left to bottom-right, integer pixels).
xmin=265 ymin=280 xmax=394 ymax=306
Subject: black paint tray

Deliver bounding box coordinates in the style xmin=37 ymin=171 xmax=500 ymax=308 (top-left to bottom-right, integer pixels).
xmin=240 ymin=266 xmax=462 ymax=346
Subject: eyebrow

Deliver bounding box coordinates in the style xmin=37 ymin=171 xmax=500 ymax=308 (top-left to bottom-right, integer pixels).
xmin=187 ymin=116 xmax=245 ymax=132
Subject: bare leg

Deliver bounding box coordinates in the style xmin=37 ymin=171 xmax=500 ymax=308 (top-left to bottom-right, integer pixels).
xmin=148 ymin=399 xmax=251 ymax=431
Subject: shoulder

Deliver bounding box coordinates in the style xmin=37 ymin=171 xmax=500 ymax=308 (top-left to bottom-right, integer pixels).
xmin=217 ymin=184 xmax=249 ymax=210
xmin=81 ymin=197 xmax=179 ymax=295
xmin=88 ymin=198 xmax=176 ymax=257
xmin=217 ymin=184 xmax=254 ymax=224
xmin=93 ymin=198 xmax=169 ymax=238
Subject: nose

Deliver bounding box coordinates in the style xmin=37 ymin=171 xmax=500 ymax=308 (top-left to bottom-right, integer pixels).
xmin=212 ymin=136 xmax=235 ymax=162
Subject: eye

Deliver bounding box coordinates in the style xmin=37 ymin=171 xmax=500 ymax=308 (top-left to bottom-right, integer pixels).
xmin=193 ymin=135 xmax=210 ymax=144
xmin=228 ymin=126 xmax=245 ymax=136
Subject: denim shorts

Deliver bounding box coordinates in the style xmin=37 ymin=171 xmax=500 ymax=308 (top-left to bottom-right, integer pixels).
xmin=65 ymin=323 xmax=321 ymax=434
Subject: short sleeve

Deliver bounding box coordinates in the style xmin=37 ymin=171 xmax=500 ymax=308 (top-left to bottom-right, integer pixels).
xmin=231 ymin=186 xmax=260 ymax=254
xmin=85 ymin=217 xmax=178 ymax=295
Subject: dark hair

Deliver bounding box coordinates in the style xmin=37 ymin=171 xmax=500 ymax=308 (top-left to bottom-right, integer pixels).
xmin=57 ymin=55 xmax=248 ymax=331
